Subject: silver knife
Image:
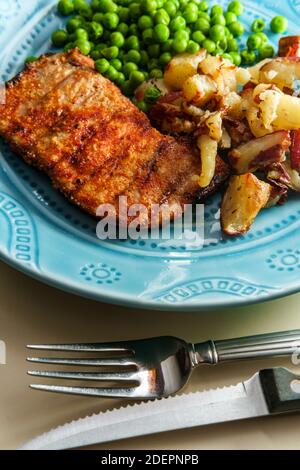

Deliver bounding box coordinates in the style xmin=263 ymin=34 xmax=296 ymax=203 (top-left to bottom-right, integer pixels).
xmin=20 ymin=368 xmax=300 ymax=450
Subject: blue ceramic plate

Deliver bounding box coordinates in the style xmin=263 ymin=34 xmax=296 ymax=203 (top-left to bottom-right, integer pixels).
xmin=1 ymin=0 xmax=300 ymax=311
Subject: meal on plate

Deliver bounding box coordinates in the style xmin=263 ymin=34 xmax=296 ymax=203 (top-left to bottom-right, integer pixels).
xmin=0 ymin=0 xmax=300 ymax=236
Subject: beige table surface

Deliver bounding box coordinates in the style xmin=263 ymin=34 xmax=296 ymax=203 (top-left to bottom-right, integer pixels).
xmin=0 ymin=259 xmax=300 ymax=450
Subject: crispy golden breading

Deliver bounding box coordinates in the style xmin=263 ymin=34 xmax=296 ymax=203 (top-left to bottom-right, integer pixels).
xmin=0 ymin=50 xmax=228 ymax=223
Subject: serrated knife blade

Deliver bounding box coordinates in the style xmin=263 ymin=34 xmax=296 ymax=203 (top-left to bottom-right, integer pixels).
xmin=20 ymin=368 xmax=300 ymax=450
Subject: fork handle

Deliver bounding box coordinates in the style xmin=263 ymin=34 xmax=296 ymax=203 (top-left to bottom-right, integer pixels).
xmin=193 ymin=330 xmax=300 ymax=365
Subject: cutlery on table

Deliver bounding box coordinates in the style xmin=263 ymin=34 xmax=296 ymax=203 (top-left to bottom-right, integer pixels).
xmin=21 ymin=367 xmax=300 ymax=450
xmin=27 ymin=330 xmax=300 ymax=399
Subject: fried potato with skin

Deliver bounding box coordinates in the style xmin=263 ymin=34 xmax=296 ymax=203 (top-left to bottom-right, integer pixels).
xmin=164 ymin=50 xmax=206 ymax=90
xmin=221 ymin=174 xmax=272 ymax=236
xmin=229 ymin=131 xmax=291 ymax=174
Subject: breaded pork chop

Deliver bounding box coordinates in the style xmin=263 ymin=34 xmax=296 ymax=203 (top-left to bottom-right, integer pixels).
xmin=0 ymin=50 xmax=228 ymax=224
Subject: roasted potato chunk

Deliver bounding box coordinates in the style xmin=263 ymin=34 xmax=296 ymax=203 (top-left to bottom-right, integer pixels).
xmin=229 ymin=131 xmax=291 ymax=174
xmin=279 ymin=36 xmax=300 ymax=58
xmin=182 ymin=74 xmax=217 ymax=106
xmin=164 ymin=50 xmax=206 ymax=90
xmin=197 ymin=134 xmax=218 ymax=188
xmin=221 ymin=174 xmax=272 ymax=236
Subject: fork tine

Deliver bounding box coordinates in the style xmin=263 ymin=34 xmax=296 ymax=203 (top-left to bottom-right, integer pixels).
xmin=27 ymin=343 xmax=133 ymax=354
xmin=27 ymin=370 xmax=138 ymax=382
xmin=29 ymin=384 xmax=137 ymax=398
xmin=26 ymin=357 xmax=137 ymax=367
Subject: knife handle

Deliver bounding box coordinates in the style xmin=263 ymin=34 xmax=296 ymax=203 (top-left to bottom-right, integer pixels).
xmin=193 ymin=330 xmax=300 ymax=364
xmin=259 ymin=368 xmax=300 ymax=413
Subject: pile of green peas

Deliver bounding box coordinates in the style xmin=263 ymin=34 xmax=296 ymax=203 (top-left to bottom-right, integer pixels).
xmin=47 ymin=0 xmax=287 ymax=106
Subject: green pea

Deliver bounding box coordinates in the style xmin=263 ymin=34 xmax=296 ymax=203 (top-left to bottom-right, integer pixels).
xmin=125 ymin=49 xmax=141 ymax=63
xmin=164 ymin=1 xmax=177 ymax=18
xmin=174 ymin=29 xmax=189 ymax=43
xmin=52 ymin=29 xmax=69 ymax=47
xmin=95 ymin=57 xmax=110 ymax=73
xmin=95 ymin=43 xmax=107 ymax=52
xmin=222 ymin=53 xmax=233 ymax=62
xmin=148 ymin=58 xmax=159 ymax=70
xmin=198 ymin=12 xmax=210 ymax=22
xmin=129 ymin=70 xmax=145 ymax=88
xmin=186 ymin=40 xmax=200 ymax=54
xmin=110 ymin=31 xmax=125 ymax=47
xmin=123 ymin=61 xmax=138 ymax=78
xmin=141 ymin=0 xmax=158 ymax=14
xmin=78 ymin=7 xmax=93 ymax=20
xmin=66 ymin=17 xmax=82 ymax=33
xmin=148 ymin=44 xmax=160 ymax=58
xmin=142 ymin=28 xmax=154 ymax=45
xmin=149 ymin=68 xmax=163 ymax=79
xmin=170 ymin=16 xmax=186 ymax=32
xmin=256 ymin=32 xmax=269 ymax=44
xmin=106 ymin=65 xmax=119 ymax=81
xmin=125 ymin=35 xmax=140 ymax=50
xmin=172 ymin=37 xmax=188 ymax=53
xmin=128 ymin=24 xmax=139 ymax=36
xmin=217 ymin=37 xmax=227 ymax=51
xmin=136 ymin=100 xmax=148 ymax=113
xmin=211 ymin=14 xmax=226 ymax=26
xmin=154 ymin=9 xmax=171 ymax=25
xmin=103 ymin=12 xmax=119 ymax=30
xmin=194 ymin=18 xmax=210 ymax=34
xmin=211 ymin=4 xmax=223 ymax=16
xmin=140 ymin=50 xmax=150 ymax=66
xmin=115 ymin=72 xmax=126 ymax=86
xmin=228 ymin=21 xmax=244 ymax=37
xmin=192 ymin=30 xmax=205 ymax=44
xmin=259 ymin=44 xmax=275 ymax=60
xmin=247 ymin=34 xmax=262 ymax=51
xmin=90 ymin=49 xmax=102 ymax=60
xmin=153 ymin=24 xmax=170 ymax=43
xmin=111 ymin=58 xmax=122 ymax=70
xmin=202 ymin=38 xmax=216 ymax=53
xmin=228 ymin=1 xmax=244 ymax=16
xmin=102 ymin=46 xmax=119 ymax=59
xmin=241 ymin=49 xmax=256 ymax=65
xmin=227 ymin=37 xmax=238 ymax=52
xmin=209 ymin=24 xmax=226 ymax=42
xmin=117 ymin=23 xmax=129 ymax=36
xmin=270 ymin=16 xmax=288 ymax=34
xmin=183 ymin=9 xmax=198 ymax=24
xmin=198 ymin=1 xmax=209 ymax=11
xmin=159 ymin=51 xmax=172 ymax=66
xmin=229 ymin=51 xmax=241 ymax=65
xmin=98 ymin=0 xmax=117 ymax=13
xmin=119 ymin=7 xmax=130 ymax=22
xmin=224 ymin=12 xmax=237 ymax=25
xmin=251 ymin=18 xmax=265 ymax=33
xmin=161 ymin=39 xmax=173 ymax=52
xmin=74 ymin=28 xmax=89 ymax=40
xmin=144 ymin=85 xmax=161 ymax=103
xmin=138 ymin=15 xmax=154 ymax=30
xmin=92 ymin=12 xmax=104 ymax=23
xmin=25 ymin=55 xmax=38 ymax=64
xmin=129 ymin=3 xmax=142 ymax=20
xmin=64 ymin=42 xmax=74 ymax=52
xmin=88 ymin=22 xmax=103 ymax=41
xmin=58 ymin=0 xmax=74 ymax=16
xmin=91 ymin=0 xmax=100 ymax=11
xmin=74 ymin=39 xmax=92 ymax=55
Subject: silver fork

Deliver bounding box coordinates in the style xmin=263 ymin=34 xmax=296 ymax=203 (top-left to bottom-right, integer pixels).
xmin=27 ymin=330 xmax=300 ymax=399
